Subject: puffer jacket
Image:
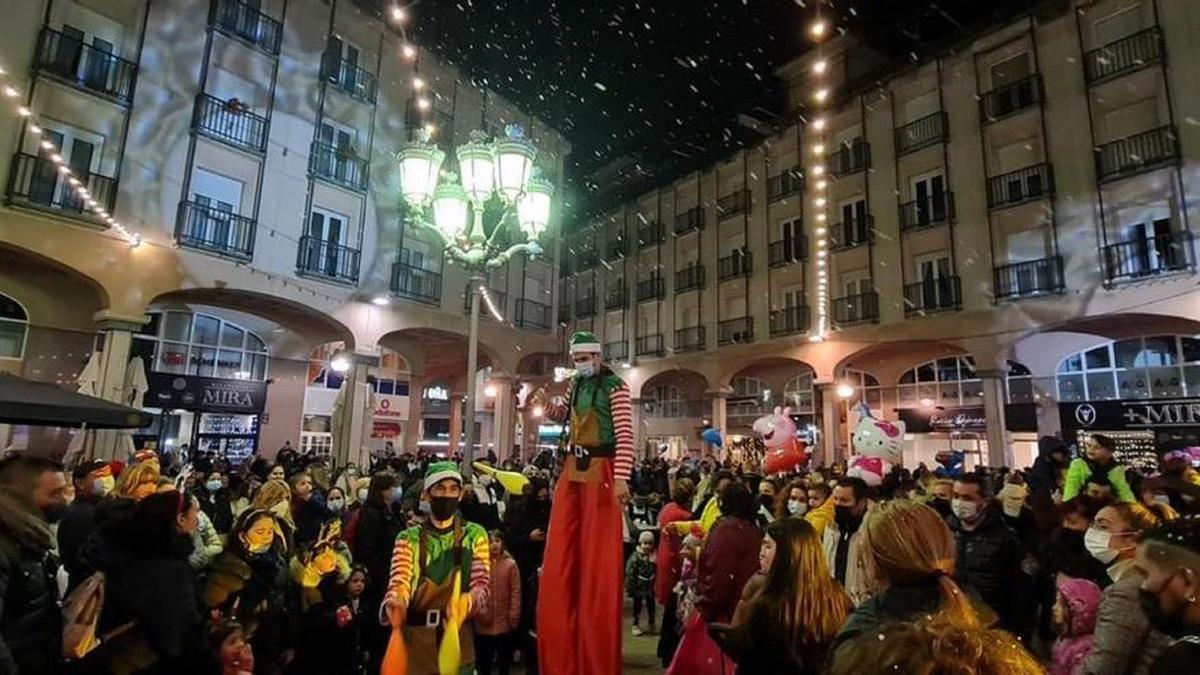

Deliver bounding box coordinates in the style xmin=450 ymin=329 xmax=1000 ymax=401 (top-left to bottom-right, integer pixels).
xmin=475 ymin=552 xmax=521 ymax=636
xmin=949 ymin=507 xmax=1024 ymax=632
xmin=1052 ymin=577 xmax=1103 ymax=675
xmin=0 ymin=504 xmax=61 ymax=675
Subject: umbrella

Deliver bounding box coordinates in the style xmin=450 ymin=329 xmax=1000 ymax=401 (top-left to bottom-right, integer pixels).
xmin=0 ymin=375 xmax=151 ymax=429
xmin=331 ymin=377 xmax=375 ymax=468
xmin=63 ymin=356 xmax=148 ymax=466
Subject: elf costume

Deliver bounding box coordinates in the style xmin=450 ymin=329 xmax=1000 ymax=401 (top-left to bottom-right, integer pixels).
xmin=537 ymin=331 xmax=635 ymax=675
xmin=383 ymin=462 xmax=491 ymax=675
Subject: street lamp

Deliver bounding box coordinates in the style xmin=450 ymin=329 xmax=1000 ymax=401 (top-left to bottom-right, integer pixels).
xmin=397 ymin=124 xmax=554 ymax=475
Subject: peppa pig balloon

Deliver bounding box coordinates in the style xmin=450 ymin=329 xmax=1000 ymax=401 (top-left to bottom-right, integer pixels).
xmin=752 ymin=406 xmax=808 ymax=474
xmin=846 ymin=403 xmax=905 ymax=487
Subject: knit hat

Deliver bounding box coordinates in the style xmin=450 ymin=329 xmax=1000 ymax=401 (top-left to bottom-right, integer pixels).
xmin=424 ymin=461 xmax=463 ymax=491
xmin=569 ymin=330 xmax=602 ymax=355
xmin=638 ymin=531 xmax=655 ymax=546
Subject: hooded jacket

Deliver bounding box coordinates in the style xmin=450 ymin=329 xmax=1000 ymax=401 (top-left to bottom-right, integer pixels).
xmin=1052 ymin=577 xmax=1103 ymax=675
xmin=0 ymin=492 xmax=60 ymax=675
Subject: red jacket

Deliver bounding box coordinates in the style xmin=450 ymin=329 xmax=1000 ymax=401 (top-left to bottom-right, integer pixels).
xmin=697 ymin=516 xmax=762 ymax=624
xmin=656 ymin=502 xmax=693 ymax=604
xmin=475 ymin=552 xmax=521 ymax=635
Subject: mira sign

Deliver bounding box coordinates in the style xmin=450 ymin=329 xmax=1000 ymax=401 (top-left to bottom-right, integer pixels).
xmin=1060 ymin=398 xmax=1200 ymax=433
xmin=147 ymin=372 xmax=267 ymax=414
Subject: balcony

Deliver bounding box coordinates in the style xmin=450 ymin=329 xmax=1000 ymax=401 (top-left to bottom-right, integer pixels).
xmin=675 ymin=326 xmax=706 ymax=353
xmin=32 ymin=26 xmax=137 ymax=105
xmin=390 ymin=262 xmax=442 ymax=305
xmin=1102 ymin=233 xmax=1190 ymax=283
xmin=832 ymin=292 xmax=879 ymax=327
xmin=718 ymin=317 xmax=754 ymax=346
xmin=767 ymin=166 xmax=803 ymax=201
xmin=193 ymin=93 xmax=268 ymax=154
xmin=675 ymin=265 xmax=706 ymax=293
xmin=636 ymin=334 xmax=665 ymax=357
xmin=718 ymin=250 xmax=752 ymax=281
xmin=322 ymin=54 xmax=378 ymax=104
xmin=558 ymin=303 xmax=571 ymax=324
xmin=980 ymin=74 xmax=1042 ymax=125
xmin=604 ymin=340 xmax=628 ymax=362
xmin=309 ymin=141 xmax=369 ymax=192
xmin=828 ymin=141 xmax=870 ymax=178
xmin=895 ymin=111 xmax=948 ymax=156
xmin=768 ymin=237 xmax=807 ymax=267
xmin=899 ymin=192 xmax=955 ymax=232
xmin=638 ymin=222 xmax=665 ymax=248
xmin=575 ymin=295 xmax=597 ymax=318
xmin=1084 ymin=27 xmax=1164 ymax=85
xmin=296 ymin=236 xmax=360 ymax=284
xmin=674 ymin=207 xmax=705 ymax=235
xmin=1095 ymin=126 xmax=1178 ymax=183
xmin=993 ymin=256 xmax=1063 ymax=300
xmin=515 ymin=299 xmax=551 ymax=331
xmin=903 ymin=277 xmax=961 ymax=316
xmin=463 ymin=285 xmax=508 ymax=318
xmin=175 ymin=200 xmax=256 ymax=260
xmin=986 ymin=163 xmax=1053 ymax=210
xmin=716 ymin=189 xmax=751 ymax=220
xmin=636 ymin=277 xmax=665 ymax=303
xmin=6 ymin=152 xmax=117 ymax=219
xmin=830 ymin=216 xmax=874 ymax=251
xmin=576 ymin=249 xmax=599 ymax=272
xmin=605 ymin=283 xmax=628 ymax=310
xmin=769 ymin=305 xmax=809 ymax=337
xmin=605 ymin=237 xmax=627 ymax=261
xmin=211 ymin=0 xmax=283 ymax=56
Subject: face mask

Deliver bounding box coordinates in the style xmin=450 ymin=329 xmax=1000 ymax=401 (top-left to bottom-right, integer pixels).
xmin=205 ymin=480 xmax=223 ymax=492
xmin=1138 ymin=586 xmax=1189 ymax=639
xmin=1002 ymin=501 xmax=1023 ymax=518
xmin=41 ymin=503 xmax=68 ymax=524
xmin=787 ymin=499 xmax=807 ymax=516
xmin=418 ymin=500 xmax=432 ymax=515
xmin=834 ymin=505 xmax=861 ymax=531
xmin=576 ymin=360 xmax=596 ymax=378
xmin=758 ymin=494 xmax=775 ymax=510
xmin=1152 ymin=494 xmax=1171 ymax=506
xmin=327 ymin=499 xmax=345 ymax=513
xmin=430 ymin=495 xmax=458 ymax=521
xmin=357 ymin=488 xmax=369 ymax=503
xmin=1083 ymin=527 xmax=1119 ymax=564
xmin=92 ymin=476 xmax=115 ymax=497
xmin=951 ymin=499 xmax=979 ymax=522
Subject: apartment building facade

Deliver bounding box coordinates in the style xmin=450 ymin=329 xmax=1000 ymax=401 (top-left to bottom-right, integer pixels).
xmin=559 ymin=0 xmax=1200 ymax=470
xmin=0 ymin=0 xmax=570 ymax=463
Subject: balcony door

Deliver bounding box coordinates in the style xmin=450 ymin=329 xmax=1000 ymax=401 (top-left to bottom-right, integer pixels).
xmin=1120 ymin=213 xmax=1175 ymax=275
xmin=326 ymin=34 xmax=362 ymax=91
xmin=191 ymin=168 xmax=243 ymax=249
xmin=989 ymin=52 xmax=1030 ymax=89
xmin=32 ymin=127 xmax=98 ymax=210
xmin=910 ymin=171 xmax=946 ymax=224
xmin=318 ymin=120 xmax=357 ymax=181
xmin=309 ymin=208 xmax=348 ymax=276
xmin=839 ymin=198 xmax=867 ymax=242
xmin=781 ymin=216 xmax=802 ymax=259
xmin=1092 ymin=5 xmax=1143 ymax=46
xmin=841 ymin=272 xmax=871 ymax=300
xmin=915 ymin=251 xmax=952 ymax=308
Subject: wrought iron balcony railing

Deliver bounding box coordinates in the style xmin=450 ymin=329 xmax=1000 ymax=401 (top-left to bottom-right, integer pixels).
xmin=986 ymin=162 xmax=1053 ymax=210
xmin=718 ymin=317 xmax=753 ymax=346
xmin=390 ymin=262 xmax=442 ymax=305
xmin=674 ymin=206 xmax=705 ymax=235
xmin=322 ymin=53 xmax=378 ymax=103
xmin=716 ymin=189 xmax=751 ymax=220
xmin=979 ymin=74 xmax=1042 ymax=124
xmin=832 ymin=291 xmax=879 ymax=327
xmin=675 ymin=326 xmax=706 ymax=353
xmin=1083 ymin=26 xmax=1164 ymax=85
xmin=768 ymin=237 xmax=807 ymax=267
xmin=604 ymin=340 xmax=628 ymax=362
xmin=894 ymin=111 xmax=948 ymax=156
xmin=33 ymin=26 xmax=138 ymax=104
xmin=515 ymin=299 xmax=551 ymax=331
xmin=193 ymin=92 xmax=269 ymax=154
xmin=1102 ymin=232 xmax=1190 ymax=282
xmin=296 ymin=236 xmax=360 ymax=284
xmin=575 ymin=295 xmax=597 ymax=318
xmin=717 ymin=250 xmax=752 ymax=281
xmin=309 ymin=141 xmax=369 ymax=192
xmin=829 ymin=216 xmax=874 ymax=250
xmin=636 ymin=334 xmax=665 ymax=357
xmin=1095 ymin=126 xmax=1178 ymax=182
xmin=828 ymin=140 xmax=870 ymax=177
xmin=605 ymin=282 xmax=628 ymax=310
xmin=636 ymin=277 xmax=665 ymax=302
xmin=767 ymin=166 xmax=803 ymax=201
xmin=993 ymin=256 xmax=1063 ymax=300
xmin=899 ymin=192 xmax=955 ymax=232
xmin=769 ymin=305 xmax=809 ymax=337
xmin=675 ymin=265 xmax=706 ymax=293
xmin=7 ymin=152 xmax=117 ymax=218
xmin=175 ymin=200 xmax=256 ymax=259
xmin=463 ymin=285 xmax=508 ymax=318
xmin=211 ymin=0 xmax=283 ymax=55
xmin=638 ymin=222 xmax=665 ymax=248
xmin=903 ymin=276 xmax=962 ymax=315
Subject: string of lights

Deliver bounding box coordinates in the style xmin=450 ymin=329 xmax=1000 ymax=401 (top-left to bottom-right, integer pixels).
xmin=808 ymin=3 xmax=832 ymax=341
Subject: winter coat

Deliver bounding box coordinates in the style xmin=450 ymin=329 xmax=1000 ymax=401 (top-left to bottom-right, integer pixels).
xmin=0 ymin=500 xmax=61 ymax=675
xmin=205 ymin=547 xmax=296 ymax=667
xmin=1082 ymin=562 xmax=1171 ymax=675
xmin=696 ymin=516 xmax=761 ymax=624
xmin=292 ymin=497 xmax=331 ymax=547
xmin=625 ymin=550 xmax=656 ymax=598
xmin=57 ymin=495 xmax=99 ymax=588
xmin=504 ymin=495 xmax=550 ymax=582
xmin=189 ymin=510 xmax=224 ymax=570
xmin=1151 ymin=636 xmax=1200 ymax=675
xmin=833 ymin=576 xmax=989 ymax=650
xmin=350 ymin=501 xmax=401 ymax=598
xmin=475 ymin=552 xmax=521 ymax=636
xmin=655 ymin=502 xmax=693 ymax=604
xmin=199 ymin=489 xmax=235 ymax=534
xmin=1042 ymin=526 xmax=1112 ymax=588
xmin=292 ymin=568 xmax=363 ymax=675
xmin=821 ymin=518 xmax=871 ymax=606
xmin=1064 ymin=457 xmax=1136 ymax=503
xmin=720 ymin=598 xmax=832 ymax=675
xmin=1052 ymin=577 xmax=1103 ymax=675
xmin=949 ymin=508 xmax=1025 ymax=633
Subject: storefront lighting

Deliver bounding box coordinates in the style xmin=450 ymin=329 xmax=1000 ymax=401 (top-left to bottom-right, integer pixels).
xmin=919 ymin=397 xmax=935 ymax=408
xmin=331 ymin=355 xmax=351 ymax=373
xmin=371 ymin=295 xmax=390 ymax=306
xmin=836 ymin=383 xmax=856 ymax=399
xmin=484 ymin=384 xmax=498 ymax=398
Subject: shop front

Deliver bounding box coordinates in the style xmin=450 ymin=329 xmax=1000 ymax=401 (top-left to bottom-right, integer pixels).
xmin=897 ymin=404 xmax=1038 ymax=471
xmin=143 ymin=371 xmax=267 ymax=464
xmin=1059 ymin=397 xmax=1200 ymax=470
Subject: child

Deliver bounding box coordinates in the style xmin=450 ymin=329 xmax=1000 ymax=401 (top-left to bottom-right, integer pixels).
xmin=1050 ymin=577 xmax=1103 ymax=675
xmin=626 ymin=530 xmax=658 ymax=636
xmin=475 ymin=530 xmax=522 ymax=675
xmin=1063 ymin=434 xmax=1135 ymax=502
xmin=213 ymin=621 xmax=254 ymax=675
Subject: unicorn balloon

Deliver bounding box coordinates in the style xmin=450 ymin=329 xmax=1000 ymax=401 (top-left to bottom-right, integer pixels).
xmin=847 ymin=403 xmax=905 ymax=486
xmin=752 ymin=406 xmax=807 ymax=474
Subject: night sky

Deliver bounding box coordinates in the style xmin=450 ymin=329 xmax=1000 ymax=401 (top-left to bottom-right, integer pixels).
xmin=405 ymin=0 xmax=1036 ymax=217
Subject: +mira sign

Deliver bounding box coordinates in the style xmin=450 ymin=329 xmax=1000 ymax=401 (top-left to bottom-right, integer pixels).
xmin=1060 ymin=398 xmax=1200 ymax=432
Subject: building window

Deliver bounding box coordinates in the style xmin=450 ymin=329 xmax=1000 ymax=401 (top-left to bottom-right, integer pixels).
xmin=1056 ymin=335 xmax=1200 ymax=401
xmin=898 ymin=357 xmax=1033 ymax=406
xmin=0 ymin=293 xmax=29 ymax=359
xmin=729 ymin=376 xmax=768 ymax=420
xmin=783 ymin=372 xmax=816 ymax=415
xmin=645 ymin=385 xmax=685 ymax=418
xmin=840 ymin=368 xmax=882 ymax=411
xmin=133 ymin=310 xmax=268 ymax=380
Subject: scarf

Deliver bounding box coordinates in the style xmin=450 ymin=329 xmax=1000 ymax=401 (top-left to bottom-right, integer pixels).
xmin=0 ymin=491 xmax=52 ymax=552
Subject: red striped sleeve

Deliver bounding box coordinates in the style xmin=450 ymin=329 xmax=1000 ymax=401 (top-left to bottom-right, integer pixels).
xmin=468 ymin=532 xmax=491 ymax=616
xmin=610 ymin=381 xmax=635 ymax=480
xmin=384 ymin=536 xmax=415 ymax=606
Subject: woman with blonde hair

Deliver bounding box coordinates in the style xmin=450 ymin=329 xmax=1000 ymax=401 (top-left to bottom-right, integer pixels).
xmin=713 ymin=517 xmax=852 ymax=673
xmin=251 ymin=478 xmax=296 ymax=536
xmin=115 ymin=461 xmax=160 ymax=501
xmin=834 ymin=499 xmax=982 ymax=647
xmin=829 ymin=613 xmax=1043 ymax=675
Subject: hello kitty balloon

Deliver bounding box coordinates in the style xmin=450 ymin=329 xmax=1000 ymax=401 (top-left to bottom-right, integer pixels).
xmin=847 ymin=404 xmax=905 ymax=487
xmin=752 ymin=406 xmax=807 ymax=474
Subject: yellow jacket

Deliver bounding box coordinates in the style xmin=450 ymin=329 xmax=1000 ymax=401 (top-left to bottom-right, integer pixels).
xmin=805 ymin=496 xmax=835 ymax=538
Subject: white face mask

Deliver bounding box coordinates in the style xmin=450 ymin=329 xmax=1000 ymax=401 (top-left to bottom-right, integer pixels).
xmin=576 ymin=360 xmax=596 ymax=378
xmin=1152 ymin=494 xmax=1171 ymax=506
xmin=787 ymin=499 xmax=807 ymax=516
xmin=951 ymin=499 xmax=979 ymax=521
xmin=1084 ymin=527 xmax=1121 ymax=564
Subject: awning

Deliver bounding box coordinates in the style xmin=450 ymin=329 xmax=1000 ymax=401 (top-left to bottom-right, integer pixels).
xmin=0 ymin=375 xmax=151 ymax=429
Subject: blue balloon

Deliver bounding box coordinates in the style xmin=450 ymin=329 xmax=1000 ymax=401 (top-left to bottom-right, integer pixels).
xmin=701 ymin=427 xmax=724 ymax=448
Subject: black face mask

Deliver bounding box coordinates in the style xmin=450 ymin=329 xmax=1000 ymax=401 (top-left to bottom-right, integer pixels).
xmin=758 ymin=494 xmax=775 ymax=511
xmin=429 ymin=496 xmax=459 ymax=521
xmin=41 ymin=503 xmax=68 ymax=524
xmin=1138 ymin=586 xmax=1189 ymax=639
xmin=929 ymin=497 xmax=953 ymax=518
xmin=834 ymin=505 xmax=862 ymax=532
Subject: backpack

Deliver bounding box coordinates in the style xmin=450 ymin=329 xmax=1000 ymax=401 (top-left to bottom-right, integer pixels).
xmin=61 ymin=571 xmax=105 ymax=659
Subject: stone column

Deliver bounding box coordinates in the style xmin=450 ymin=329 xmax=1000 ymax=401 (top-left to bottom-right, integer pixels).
xmin=818 ymin=383 xmax=839 ymax=466
xmin=333 ymin=352 xmax=378 ymax=469
xmin=403 ymin=373 xmax=424 ymax=455
xmin=447 ymin=391 xmax=464 ymax=456
xmin=629 ymin=397 xmax=644 ymax=459
xmin=979 ymin=369 xmax=1011 ymax=468
xmin=490 ymin=373 xmax=518 ymax=461
xmin=92 ymin=312 xmax=145 ymax=460
xmin=706 ymin=388 xmax=730 ymax=459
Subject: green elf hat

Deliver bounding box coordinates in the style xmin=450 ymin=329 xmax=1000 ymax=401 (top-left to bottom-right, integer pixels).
xmin=423 ymin=460 xmax=463 ymax=491
xmin=569 ymin=330 xmax=603 ymax=355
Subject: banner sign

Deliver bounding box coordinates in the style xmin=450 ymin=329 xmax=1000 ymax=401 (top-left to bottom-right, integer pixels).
xmin=373 ymin=394 xmax=409 ymax=421
xmin=1060 ymin=398 xmax=1200 ymax=434
xmin=147 ymin=372 xmax=267 ymax=414
xmin=898 ymin=404 xmax=1037 ymax=433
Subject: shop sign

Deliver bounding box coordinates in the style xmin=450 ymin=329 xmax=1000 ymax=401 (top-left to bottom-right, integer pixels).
xmin=424 ymin=385 xmax=449 ymax=401
xmin=371 ymin=421 xmax=401 ymax=439
xmin=147 ymin=372 xmax=267 ymax=414
xmin=898 ymin=404 xmax=1037 ymax=434
xmin=1060 ymin=398 xmax=1200 ymax=433
xmin=374 ymin=394 xmax=409 ymax=421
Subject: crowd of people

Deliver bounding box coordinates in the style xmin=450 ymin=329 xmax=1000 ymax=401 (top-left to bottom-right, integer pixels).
xmin=2 ymin=432 xmax=1200 ymax=674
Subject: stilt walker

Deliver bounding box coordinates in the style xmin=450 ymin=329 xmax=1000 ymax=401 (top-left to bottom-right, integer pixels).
xmin=536 ymin=331 xmax=634 ymax=674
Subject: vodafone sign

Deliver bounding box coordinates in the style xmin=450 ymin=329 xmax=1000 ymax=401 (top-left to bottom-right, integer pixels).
xmin=373 ymin=393 xmax=409 ymax=421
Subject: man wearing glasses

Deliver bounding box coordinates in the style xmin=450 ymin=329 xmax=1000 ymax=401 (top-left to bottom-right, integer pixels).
xmin=534 ymin=330 xmax=635 ymax=674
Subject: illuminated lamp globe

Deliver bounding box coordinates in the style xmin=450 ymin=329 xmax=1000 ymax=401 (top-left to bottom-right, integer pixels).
xmin=397 ymin=139 xmax=444 ymax=206
xmin=517 ymin=174 xmax=554 ymax=240
xmin=456 ymin=132 xmax=496 ymax=204
xmin=431 ymin=178 xmax=469 ymax=239
xmin=494 ymin=124 xmax=537 ymax=204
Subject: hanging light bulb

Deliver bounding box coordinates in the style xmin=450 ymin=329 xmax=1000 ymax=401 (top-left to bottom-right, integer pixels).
xmin=812 ymin=59 xmax=828 ymax=75
xmin=810 ymin=20 xmax=828 ymax=39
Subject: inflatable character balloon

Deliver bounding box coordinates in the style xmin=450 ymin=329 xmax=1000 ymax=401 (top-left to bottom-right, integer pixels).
xmin=847 ymin=404 xmax=905 ymax=487
xmin=752 ymin=407 xmax=807 ymax=474
xmin=934 ymin=449 xmax=966 ymax=478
